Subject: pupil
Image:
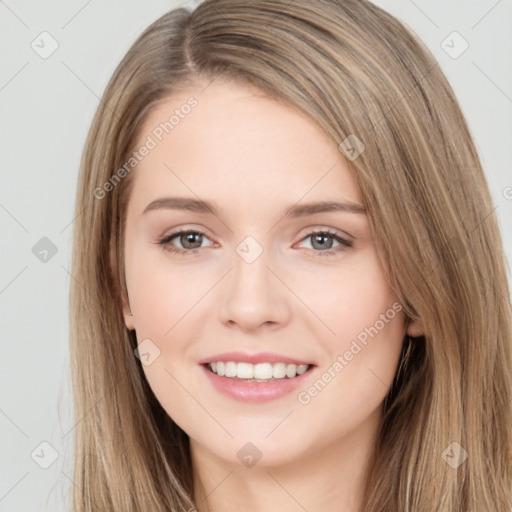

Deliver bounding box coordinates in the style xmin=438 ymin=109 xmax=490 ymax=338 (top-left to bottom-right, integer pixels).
xmin=312 ymin=234 xmax=332 ymax=250
xmin=182 ymin=232 xmax=202 ymax=249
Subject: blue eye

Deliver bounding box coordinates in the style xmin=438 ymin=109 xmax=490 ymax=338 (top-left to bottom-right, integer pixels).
xmin=157 ymin=229 xmax=353 ymax=257
xmin=298 ymin=230 xmax=353 ymax=257
xmin=157 ymin=230 xmax=212 ymax=255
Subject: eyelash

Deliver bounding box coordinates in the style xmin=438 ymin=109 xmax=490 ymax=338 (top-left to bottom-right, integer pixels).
xmin=156 ymin=229 xmax=353 ymax=258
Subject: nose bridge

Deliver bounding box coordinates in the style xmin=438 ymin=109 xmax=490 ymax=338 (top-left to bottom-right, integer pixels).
xmin=235 ymin=234 xmax=266 ymax=267
xmin=233 ymin=238 xmax=270 ymax=286
xmin=231 ymin=234 xmax=274 ymax=299
xmin=218 ymin=234 xmax=291 ymax=329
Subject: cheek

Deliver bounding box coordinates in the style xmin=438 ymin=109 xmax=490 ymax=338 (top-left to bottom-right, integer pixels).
xmin=126 ymin=248 xmax=209 ymax=339
xmin=126 ymin=255 xmax=207 ymax=423
xmin=300 ymin=250 xmax=404 ymax=344
xmin=296 ymin=251 xmax=405 ymax=405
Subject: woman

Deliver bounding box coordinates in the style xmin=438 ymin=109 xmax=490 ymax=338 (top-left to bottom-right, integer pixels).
xmin=69 ymin=0 xmax=512 ymax=510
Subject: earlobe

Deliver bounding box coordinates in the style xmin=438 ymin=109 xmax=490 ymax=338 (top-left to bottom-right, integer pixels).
xmin=406 ymin=317 xmax=424 ymax=338
xmin=123 ymin=302 xmax=135 ymax=331
xmin=110 ymin=239 xmax=135 ymax=331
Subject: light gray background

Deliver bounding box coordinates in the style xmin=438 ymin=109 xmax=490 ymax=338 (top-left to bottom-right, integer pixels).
xmin=1 ymin=1 xmax=511 ymax=510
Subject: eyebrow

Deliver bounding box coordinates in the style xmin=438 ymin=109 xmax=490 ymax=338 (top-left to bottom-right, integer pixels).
xmin=142 ymin=196 xmax=367 ymax=217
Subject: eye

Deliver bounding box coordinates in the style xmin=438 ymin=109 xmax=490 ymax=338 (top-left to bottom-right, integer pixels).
xmin=297 ymin=230 xmax=353 ymax=257
xmin=156 ymin=228 xmax=353 ymax=258
xmin=157 ymin=230 xmax=214 ymax=256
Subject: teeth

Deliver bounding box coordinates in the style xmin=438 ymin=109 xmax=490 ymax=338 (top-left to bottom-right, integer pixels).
xmin=225 ymin=361 xmax=237 ymax=377
xmin=237 ymin=362 xmax=254 ymax=379
xmin=297 ymin=364 xmax=308 ymax=375
xmin=273 ymin=362 xmax=286 ymax=378
xmin=208 ymin=361 xmax=311 ymax=380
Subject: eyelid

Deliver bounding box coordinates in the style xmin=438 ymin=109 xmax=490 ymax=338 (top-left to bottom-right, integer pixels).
xmin=295 ymin=225 xmax=353 ymax=243
xmin=157 ymin=224 xmax=215 ymax=243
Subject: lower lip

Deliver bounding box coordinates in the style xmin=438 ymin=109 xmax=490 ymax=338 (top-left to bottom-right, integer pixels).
xmin=200 ymin=364 xmax=316 ymax=403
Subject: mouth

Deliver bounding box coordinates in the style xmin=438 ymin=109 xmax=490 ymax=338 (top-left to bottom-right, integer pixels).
xmin=199 ymin=357 xmax=317 ymax=403
xmin=203 ymin=361 xmax=314 ymax=382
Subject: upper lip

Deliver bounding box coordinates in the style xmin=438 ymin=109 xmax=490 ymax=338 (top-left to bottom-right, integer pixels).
xmin=198 ymin=351 xmax=315 ymax=366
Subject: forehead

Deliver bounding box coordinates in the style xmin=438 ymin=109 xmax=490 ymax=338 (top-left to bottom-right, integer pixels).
xmin=128 ymin=80 xmax=362 ymax=215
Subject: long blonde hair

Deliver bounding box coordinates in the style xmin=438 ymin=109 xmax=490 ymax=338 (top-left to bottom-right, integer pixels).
xmin=69 ymin=0 xmax=512 ymax=510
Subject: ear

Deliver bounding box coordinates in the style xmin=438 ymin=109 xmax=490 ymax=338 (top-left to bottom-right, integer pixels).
xmin=122 ymin=300 xmax=135 ymax=331
xmin=110 ymin=240 xmax=135 ymax=331
xmin=406 ymin=317 xmax=424 ymax=338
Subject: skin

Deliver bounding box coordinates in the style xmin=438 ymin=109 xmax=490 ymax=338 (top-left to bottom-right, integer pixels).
xmin=121 ymin=79 xmax=423 ymax=512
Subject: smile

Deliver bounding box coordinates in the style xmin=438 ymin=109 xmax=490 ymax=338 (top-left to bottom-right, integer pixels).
xmin=200 ymin=360 xmax=316 ymax=403
xmin=208 ymin=361 xmax=310 ymax=381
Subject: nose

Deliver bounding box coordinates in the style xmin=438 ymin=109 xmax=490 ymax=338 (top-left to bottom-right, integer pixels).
xmin=218 ymin=242 xmax=292 ymax=332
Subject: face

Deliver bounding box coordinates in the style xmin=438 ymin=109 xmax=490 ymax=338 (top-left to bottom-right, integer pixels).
xmin=121 ymin=79 xmax=417 ymax=468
